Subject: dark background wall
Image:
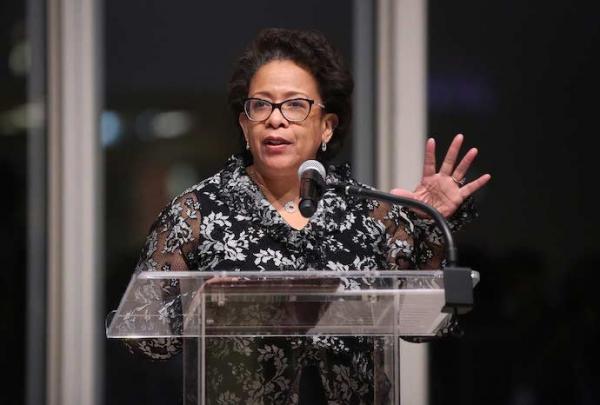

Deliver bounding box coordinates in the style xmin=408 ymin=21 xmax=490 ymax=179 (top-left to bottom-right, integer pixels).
xmin=0 ymin=1 xmax=34 ymax=404
xmin=427 ymin=2 xmax=600 ymax=404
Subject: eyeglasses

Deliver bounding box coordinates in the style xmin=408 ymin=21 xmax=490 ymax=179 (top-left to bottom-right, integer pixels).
xmin=243 ymin=97 xmax=325 ymax=122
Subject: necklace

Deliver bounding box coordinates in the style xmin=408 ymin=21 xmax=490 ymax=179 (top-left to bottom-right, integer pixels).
xmin=283 ymin=200 xmax=296 ymax=213
xmin=248 ymin=167 xmax=298 ymax=214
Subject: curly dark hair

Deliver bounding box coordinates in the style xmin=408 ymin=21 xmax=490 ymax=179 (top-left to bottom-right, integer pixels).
xmin=228 ymin=28 xmax=354 ymax=164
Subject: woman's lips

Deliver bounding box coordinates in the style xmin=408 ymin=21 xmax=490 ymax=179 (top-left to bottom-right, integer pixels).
xmin=263 ymin=136 xmax=292 ymax=152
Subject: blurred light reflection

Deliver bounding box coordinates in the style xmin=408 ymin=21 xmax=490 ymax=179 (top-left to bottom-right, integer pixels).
xmin=429 ymin=75 xmax=496 ymax=114
xmin=101 ymin=111 xmax=123 ymax=147
xmin=0 ymin=102 xmax=44 ymax=135
xmin=9 ymin=40 xmax=30 ymax=76
xmin=150 ymin=111 xmax=193 ymax=139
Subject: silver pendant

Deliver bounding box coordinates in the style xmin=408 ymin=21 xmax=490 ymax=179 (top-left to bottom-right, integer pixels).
xmin=283 ymin=200 xmax=296 ymax=213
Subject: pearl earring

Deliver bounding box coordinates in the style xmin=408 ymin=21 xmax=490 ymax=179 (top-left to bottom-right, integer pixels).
xmin=321 ymin=141 xmax=327 ymax=152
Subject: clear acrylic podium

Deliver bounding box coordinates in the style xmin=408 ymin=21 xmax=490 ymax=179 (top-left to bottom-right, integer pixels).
xmin=106 ymin=269 xmax=479 ymax=404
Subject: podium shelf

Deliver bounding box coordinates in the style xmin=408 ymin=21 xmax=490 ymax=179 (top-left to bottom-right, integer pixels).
xmin=106 ymin=270 xmax=479 ymax=339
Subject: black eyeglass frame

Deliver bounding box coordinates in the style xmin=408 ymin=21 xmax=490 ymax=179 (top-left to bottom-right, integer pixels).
xmin=243 ymin=97 xmax=326 ymax=122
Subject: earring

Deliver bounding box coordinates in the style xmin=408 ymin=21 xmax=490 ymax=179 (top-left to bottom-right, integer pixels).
xmin=246 ymin=141 xmax=250 ymax=150
xmin=321 ymin=141 xmax=327 ymax=152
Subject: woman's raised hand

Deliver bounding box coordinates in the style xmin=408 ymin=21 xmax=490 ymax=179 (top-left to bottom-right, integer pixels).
xmin=390 ymin=134 xmax=491 ymax=218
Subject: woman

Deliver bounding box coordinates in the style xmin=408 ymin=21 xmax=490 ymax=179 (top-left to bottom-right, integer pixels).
xmin=132 ymin=28 xmax=490 ymax=404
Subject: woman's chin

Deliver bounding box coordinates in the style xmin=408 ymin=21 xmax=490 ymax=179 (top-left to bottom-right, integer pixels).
xmin=254 ymin=154 xmax=307 ymax=177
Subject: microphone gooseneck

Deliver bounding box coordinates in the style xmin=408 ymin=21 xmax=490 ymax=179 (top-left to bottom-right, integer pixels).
xmin=296 ymin=160 xmax=456 ymax=265
xmin=297 ymin=159 xmax=473 ymax=318
xmin=297 ymin=159 xmax=473 ymax=315
xmin=327 ymin=183 xmax=474 ymax=315
xmin=328 ymin=183 xmax=458 ymax=267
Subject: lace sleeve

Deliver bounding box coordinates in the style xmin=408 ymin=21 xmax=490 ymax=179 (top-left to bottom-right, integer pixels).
xmin=410 ymin=196 xmax=478 ymax=268
xmin=373 ymin=197 xmax=477 ymax=270
xmin=124 ymin=191 xmax=202 ymax=360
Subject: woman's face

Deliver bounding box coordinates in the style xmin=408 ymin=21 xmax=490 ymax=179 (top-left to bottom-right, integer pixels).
xmin=239 ymin=59 xmax=337 ymax=179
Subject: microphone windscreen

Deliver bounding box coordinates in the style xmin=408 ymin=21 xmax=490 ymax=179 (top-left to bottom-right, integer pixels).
xmin=298 ymin=160 xmax=326 ymax=179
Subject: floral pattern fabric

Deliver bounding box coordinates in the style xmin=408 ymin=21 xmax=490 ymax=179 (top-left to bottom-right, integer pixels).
xmin=129 ymin=155 xmax=475 ymax=404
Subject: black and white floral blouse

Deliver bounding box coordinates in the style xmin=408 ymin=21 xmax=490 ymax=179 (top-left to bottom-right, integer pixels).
xmin=130 ymin=155 xmax=475 ymax=404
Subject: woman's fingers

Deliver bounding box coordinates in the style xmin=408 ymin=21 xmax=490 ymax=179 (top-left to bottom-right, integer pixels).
xmin=452 ymin=147 xmax=478 ymax=182
xmin=459 ymin=174 xmax=492 ymax=198
xmin=422 ymin=134 xmax=490 ymax=201
xmin=440 ymin=134 xmax=464 ymax=175
xmin=422 ymin=138 xmax=437 ymax=178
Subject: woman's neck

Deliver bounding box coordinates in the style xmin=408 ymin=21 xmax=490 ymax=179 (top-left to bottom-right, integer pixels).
xmin=247 ymin=164 xmax=310 ymax=230
xmin=247 ymin=165 xmax=299 ymax=202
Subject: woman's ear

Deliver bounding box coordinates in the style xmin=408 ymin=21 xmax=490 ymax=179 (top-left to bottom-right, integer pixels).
xmin=322 ymin=113 xmax=339 ymax=143
xmin=239 ymin=112 xmax=249 ymax=142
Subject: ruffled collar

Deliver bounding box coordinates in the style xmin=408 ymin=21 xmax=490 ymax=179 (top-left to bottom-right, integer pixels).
xmin=216 ymin=155 xmax=366 ymax=268
xmin=219 ymin=154 xmax=355 ymax=184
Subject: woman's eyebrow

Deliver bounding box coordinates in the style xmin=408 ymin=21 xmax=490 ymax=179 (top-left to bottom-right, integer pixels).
xmin=249 ymin=90 xmax=311 ymax=100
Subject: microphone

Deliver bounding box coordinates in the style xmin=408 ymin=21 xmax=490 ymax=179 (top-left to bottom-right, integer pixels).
xmin=297 ymin=160 xmax=327 ymax=218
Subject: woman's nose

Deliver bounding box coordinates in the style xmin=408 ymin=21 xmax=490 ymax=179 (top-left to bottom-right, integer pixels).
xmin=265 ymin=106 xmax=289 ymax=127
